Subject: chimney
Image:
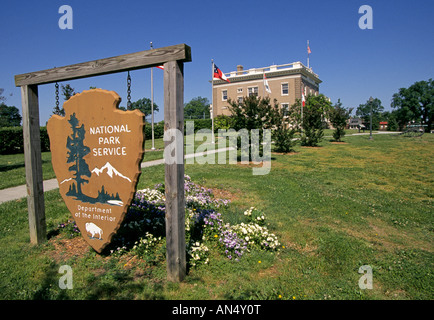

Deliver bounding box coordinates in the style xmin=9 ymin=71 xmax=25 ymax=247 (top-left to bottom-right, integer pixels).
xmin=237 ymin=65 xmax=243 ymax=75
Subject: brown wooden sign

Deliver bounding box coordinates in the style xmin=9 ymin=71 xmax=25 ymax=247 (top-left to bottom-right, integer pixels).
xmin=47 ymin=89 xmax=145 ymax=252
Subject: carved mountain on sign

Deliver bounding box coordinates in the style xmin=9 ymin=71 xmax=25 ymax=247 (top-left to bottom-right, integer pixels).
xmin=91 ymin=162 xmax=132 ymax=182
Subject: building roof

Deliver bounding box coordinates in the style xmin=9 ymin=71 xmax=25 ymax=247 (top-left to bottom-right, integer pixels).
xmin=213 ymin=62 xmax=322 ymax=85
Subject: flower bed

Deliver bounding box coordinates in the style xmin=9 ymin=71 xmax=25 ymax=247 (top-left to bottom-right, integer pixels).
xmin=61 ymin=175 xmax=281 ymax=268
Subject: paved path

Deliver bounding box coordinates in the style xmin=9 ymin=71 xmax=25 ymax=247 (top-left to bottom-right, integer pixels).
xmin=0 ymin=147 xmax=234 ymax=204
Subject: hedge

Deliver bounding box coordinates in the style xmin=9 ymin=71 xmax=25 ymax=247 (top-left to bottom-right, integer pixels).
xmin=0 ymin=119 xmax=214 ymax=155
xmin=0 ymin=126 xmax=50 ymax=154
xmin=144 ymin=119 xmax=213 ymax=139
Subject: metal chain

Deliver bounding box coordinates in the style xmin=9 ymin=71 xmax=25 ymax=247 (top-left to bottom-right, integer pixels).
xmin=127 ymin=71 xmax=132 ymax=109
xmin=55 ymin=82 xmax=59 ymax=111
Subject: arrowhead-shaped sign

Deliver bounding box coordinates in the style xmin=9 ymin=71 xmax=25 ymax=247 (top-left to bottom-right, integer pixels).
xmin=47 ymin=89 xmax=145 ymax=252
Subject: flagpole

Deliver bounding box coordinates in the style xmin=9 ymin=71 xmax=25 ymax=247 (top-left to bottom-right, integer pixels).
xmin=301 ymin=85 xmax=304 ymax=134
xmin=307 ymin=40 xmax=310 ymax=69
xmin=150 ymin=41 xmax=155 ymax=150
xmin=211 ymin=59 xmax=215 ymax=144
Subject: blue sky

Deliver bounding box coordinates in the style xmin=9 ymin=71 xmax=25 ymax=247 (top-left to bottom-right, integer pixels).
xmin=1 ymin=0 xmax=433 ymax=125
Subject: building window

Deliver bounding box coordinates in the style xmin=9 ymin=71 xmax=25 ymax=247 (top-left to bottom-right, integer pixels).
xmin=248 ymin=86 xmax=258 ymax=97
xmin=237 ymin=96 xmax=244 ymax=103
xmin=237 ymin=88 xmax=243 ymax=94
xmin=222 ymin=90 xmax=228 ymax=101
xmin=281 ymin=83 xmax=289 ymax=95
xmin=281 ymin=103 xmax=289 ymax=117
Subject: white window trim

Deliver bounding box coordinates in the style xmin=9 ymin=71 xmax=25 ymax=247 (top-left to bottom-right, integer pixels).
xmin=222 ymin=90 xmax=228 ymax=101
xmin=247 ymin=86 xmax=259 ymax=97
xmin=281 ymin=82 xmax=289 ymax=96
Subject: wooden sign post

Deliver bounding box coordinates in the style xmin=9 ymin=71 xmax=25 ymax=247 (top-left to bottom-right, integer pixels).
xmin=15 ymin=44 xmax=191 ymax=281
xmin=164 ymin=61 xmax=186 ymax=281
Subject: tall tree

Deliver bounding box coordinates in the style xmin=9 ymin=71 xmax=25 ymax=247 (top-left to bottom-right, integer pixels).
xmin=381 ymin=110 xmax=399 ymax=131
xmin=391 ymin=79 xmax=433 ymax=132
xmin=129 ymin=97 xmax=159 ymax=121
xmin=0 ymin=103 xmax=22 ymax=127
xmin=53 ymin=84 xmax=76 ymax=116
xmin=356 ymin=97 xmax=384 ymax=130
xmin=0 ymin=88 xmax=6 ymax=103
xmin=328 ymin=99 xmax=352 ymax=142
xmin=184 ymin=96 xmax=210 ymax=119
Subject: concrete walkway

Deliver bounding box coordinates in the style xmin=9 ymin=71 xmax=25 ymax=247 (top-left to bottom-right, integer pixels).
xmin=0 ymin=147 xmax=234 ymax=205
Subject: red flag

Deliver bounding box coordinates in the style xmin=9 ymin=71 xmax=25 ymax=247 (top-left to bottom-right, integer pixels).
xmin=307 ymin=44 xmax=311 ymax=54
xmin=213 ymin=64 xmax=230 ymax=82
xmin=302 ymin=87 xmax=306 ymax=107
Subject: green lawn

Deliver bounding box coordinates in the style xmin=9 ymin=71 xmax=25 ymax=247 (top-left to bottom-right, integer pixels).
xmin=0 ymin=133 xmax=432 ymax=300
xmin=0 ymin=130 xmax=379 ymax=190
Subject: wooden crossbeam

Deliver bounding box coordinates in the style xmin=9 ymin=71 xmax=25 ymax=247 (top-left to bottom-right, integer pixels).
xmin=15 ymin=44 xmax=191 ymax=87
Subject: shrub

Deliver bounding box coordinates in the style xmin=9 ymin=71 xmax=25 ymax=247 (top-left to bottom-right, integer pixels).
xmin=184 ymin=119 xmax=212 ymax=132
xmin=300 ymin=94 xmax=332 ymax=147
xmin=270 ymin=102 xmax=299 ymax=153
xmin=144 ymin=121 xmax=164 ymax=140
xmin=214 ymin=115 xmax=235 ymax=131
xmin=0 ymin=126 xmax=50 ymax=154
xmin=328 ymin=99 xmax=351 ymax=142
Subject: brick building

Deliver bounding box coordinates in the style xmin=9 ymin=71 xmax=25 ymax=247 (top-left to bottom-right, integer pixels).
xmin=212 ymin=62 xmax=322 ymax=117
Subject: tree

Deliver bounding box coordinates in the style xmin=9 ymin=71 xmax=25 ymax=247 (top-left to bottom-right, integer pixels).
xmin=301 ymin=94 xmax=332 ymax=146
xmin=129 ymin=98 xmax=159 ymax=121
xmin=328 ymin=99 xmax=352 ymax=142
xmin=227 ymin=95 xmax=298 ymax=154
xmin=214 ymin=114 xmax=235 ymax=131
xmin=53 ymin=84 xmax=76 ymax=116
xmin=381 ymin=110 xmax=399 ymax=131
xmin=66 ymin=113 xmax=91 ymax=196
xmin=62 ymin=84 xmax=75 ymax=100
xmin=0 ymin=103 xmax=22 ymax=127
xmin=227 ymin=95 xmax=275 ymax=159
xmin=356 ymin=98 xmax=384 ymax=130
xmin=184 ymin=96 xmax=210 ymax=119
xmin=0 ymin=88 xmax=6 ymax=103
xmin=270 ymin=100 xmax=300 ymax=153
xmin=228 ymin=95 xmax=275 ymax=132
xmin=391 ymin=79 xmax=434 ymax=132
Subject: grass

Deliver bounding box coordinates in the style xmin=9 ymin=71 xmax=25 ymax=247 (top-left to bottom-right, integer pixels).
xmin=0 ymin=133 xmax=432 ymax=300
xmin=0 ymin=129 xmax=378 ymax=190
